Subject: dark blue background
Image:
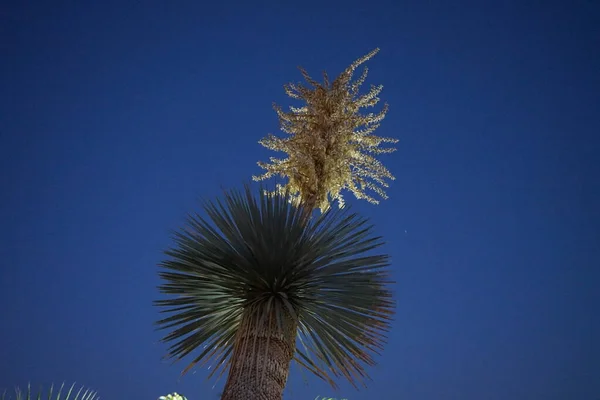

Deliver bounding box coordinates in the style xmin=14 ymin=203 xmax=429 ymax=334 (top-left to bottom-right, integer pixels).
xmin=1 ymin=1 xmax=598 ymax=399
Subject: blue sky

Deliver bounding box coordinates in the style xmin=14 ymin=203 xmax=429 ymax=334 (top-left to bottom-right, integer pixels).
xmin=1 ymin=1 xmax=598 ymax=399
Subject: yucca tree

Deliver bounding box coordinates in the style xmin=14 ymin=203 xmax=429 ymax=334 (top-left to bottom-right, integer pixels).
xmin=156 ymin=49 xmax=397 ymax=400
xmin=1 ymin=382 xmax=98 ymax=400
xmin=155 ymin=185 xmax=394 ymax=400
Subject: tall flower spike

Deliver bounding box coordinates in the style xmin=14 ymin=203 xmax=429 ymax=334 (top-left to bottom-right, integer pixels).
xmin=253 ymin=48 xmax=398 ymax=213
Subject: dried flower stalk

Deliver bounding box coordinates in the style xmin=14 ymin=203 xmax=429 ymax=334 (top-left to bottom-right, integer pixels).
xmin=253 ymin=48 xmax=397 ymax=213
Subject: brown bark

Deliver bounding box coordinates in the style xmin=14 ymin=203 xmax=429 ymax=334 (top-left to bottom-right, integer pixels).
xmin=221 ymin=305 xmax=298 ymax=400
xmin=300 ymin=192 xmax=317 ymax=225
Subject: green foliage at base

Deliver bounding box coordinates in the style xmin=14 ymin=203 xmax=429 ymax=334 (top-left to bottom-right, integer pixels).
xmin=0 ymin=383 xmax=98 ymax=400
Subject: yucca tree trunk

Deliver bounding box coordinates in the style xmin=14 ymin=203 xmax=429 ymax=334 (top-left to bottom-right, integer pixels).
xmin=222 ymin=195 xmax=315 ymax=400
xmin=221 ymin=306 xmax=298 ymax=400
xmin=300 ymin=192 xmax=318 ymax=225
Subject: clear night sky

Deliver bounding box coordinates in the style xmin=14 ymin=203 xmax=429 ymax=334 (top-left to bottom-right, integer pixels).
xmin=1 ymin=1 xmax=599 ymax=399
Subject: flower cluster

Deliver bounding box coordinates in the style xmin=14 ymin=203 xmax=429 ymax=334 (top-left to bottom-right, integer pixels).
xmin=254 ymin=48 xmax=397 ymax=212
xmin=158 ymin=393 xmax=187 ymax=400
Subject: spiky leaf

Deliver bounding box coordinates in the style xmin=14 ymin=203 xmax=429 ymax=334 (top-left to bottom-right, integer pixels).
xmin=0 ymin=382 xmax=98 ymax=400
xmin=155 ymin=184 xmax=394 ymax=389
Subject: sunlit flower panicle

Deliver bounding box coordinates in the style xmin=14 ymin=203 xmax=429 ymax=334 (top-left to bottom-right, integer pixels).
xmin=253 ymin=48 xmax=398 ymax=212
xmin=158 ymin=393 xmax=187 ymax=400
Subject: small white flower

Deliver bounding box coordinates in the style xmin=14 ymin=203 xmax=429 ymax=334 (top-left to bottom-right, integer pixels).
xmin=158 ymin=393 xmax=187 ymax=400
